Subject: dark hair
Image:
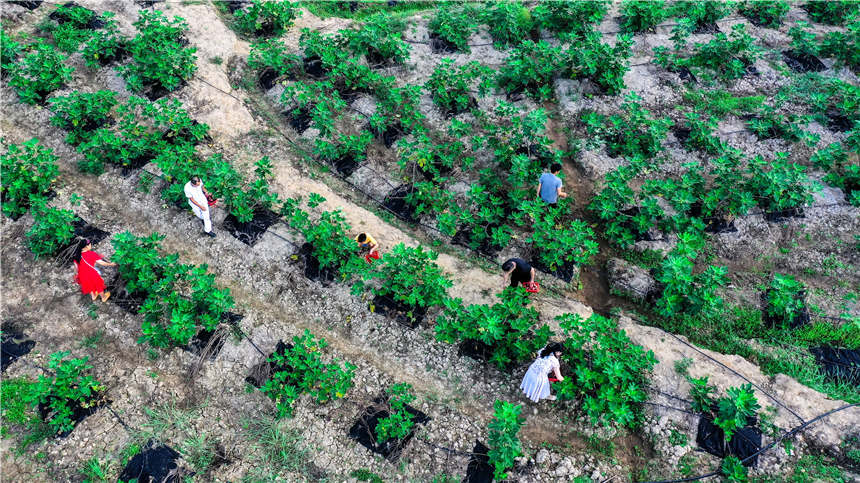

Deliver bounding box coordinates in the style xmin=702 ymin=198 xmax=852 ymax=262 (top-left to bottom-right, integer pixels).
xmin=501 ymin=260 xmax=515 ymax=272
xmin=357 ymin=233 xmax=367 ymax=242
xmin=190 ymin=175 xmax=201 ymax=184
xmin=540 ymin=342 xmax=563 ymax=358
xmin=72 ymin=238 xmax=91 ymax=263
xmin=550 ymin=163 xmax=562 ymax=174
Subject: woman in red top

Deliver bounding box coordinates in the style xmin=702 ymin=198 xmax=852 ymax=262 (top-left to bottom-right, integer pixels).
xmin=73 ymin=239 xmax=116 ymax=302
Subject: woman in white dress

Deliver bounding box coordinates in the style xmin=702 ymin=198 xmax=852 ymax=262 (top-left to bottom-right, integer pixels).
xmin=520 ymin=343 xmax=564 ymax=402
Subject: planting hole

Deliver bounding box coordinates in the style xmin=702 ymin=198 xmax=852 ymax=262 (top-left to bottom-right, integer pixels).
xmin=1 ymin=324 xmax=35 ymax=372
xmin=348 ymin=396 xmax=431 ymax=461
xmin=222 ymin=207 xmax=280 ymax=246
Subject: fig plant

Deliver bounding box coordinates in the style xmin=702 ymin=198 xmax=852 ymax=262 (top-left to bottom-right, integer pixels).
xmin=1 ymin=138 xmax=60 ymax=219
xmin=487 ymin=400 xmax=524 ymax=481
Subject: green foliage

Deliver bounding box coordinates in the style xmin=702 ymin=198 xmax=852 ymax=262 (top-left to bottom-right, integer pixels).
xmin=26 ymin=202 xmax=76 ymax=259
xmin=722 ymin=455 xmax=748 ymax=482
xmin=682 ymin=113 xmax=726 ymax=154
xmin=619 ymin=0 xmax=667 ymax=33
xmin=49 ymin=90 xmax=118 ymax=146
xmin=354 ymin=243 xmax=452 ymax=312
xmin=747 ymin=104 xmax=815 ymax=145
xmin=260 ymin=330 xmax=355 ymax=418
xmin=428 ymin=2 xmax=479 ymax=52
xmin=700 ymin=153 xmax=756 ymax=219
xmin=111 ymin=231 xmax=234 ymax=348
xmin=738 ymin=0 xmax=789 ymax=28
xmin=7 ymin=41 xmax=74 ymax=104
xmin=656 ymin=232 xmax=729 ymax=317
xmin=682 ymin=89 xmax=764 ymax=117
xmin=715 ymin=384 xmax=761 ymax=441
xmin=569 ymin=31 xmax=634 ymax=95
xmin=523 ymin=202 xmax=599 ymax=269
xmin=497 ymin=40 xmax=565 ymax=101
xmin=248 ymin=38 xmax=302 ymax=78
xmin=533 ymin=0 xmax=608 ymax=39
xmin=79 ymin=457 xmax=109 ymax=483
xmin=745 ymin=153 xmax=817 ymax=212
xmin=674 ymin=0 xmax=735 ymax=29
xmin=689 ymin=378 xmax=761 ymax=442
xmin=0 ymin=138 xmax=60 ymax=219
xmin=556 ymin=313 xmax=657 ymax=427
xmin=234 ymin=0 xmax=301 ymax=36
xmin=804 ymin=0 xmax=859 ymax=25
xmin=119 ymin=10 xmax=197 ymax=93
xmin=426 ymin=59 xmax=491 ymax=114
xmin=26 ymin=351 xmax=104 ymax=434
xmin=811 ymin=143 xmax=860 ymax=206
xmin=820 ymin=12 xmax=860 ymax=70
xmin=483 ymin=1 xmax=535 ymax=47
xmin=765 ymin=274 xmax=806 ymax=327
xmin=435 ymin=288 xmax=552 ymax=369
xmin=375 ymin=383 xmax=417 ymax=442
xmin=688 ymin=375 xmax=716 ymax=413
xmin=487 ymin=400 xmax=524 ymax=481
xmin=344 ymin=12 xmax=410 ymax=64
xmin=81 ymin=13 xmax=127 ymax=68
xmin=285 ymin=200 xmax=362 ymax=278
xmin=1 ymin=28 xmax=22 ymax=71
xmin=788 ymin=21 xmax=820 ymax=58
xmin=583 ymin=93 xmax=672 ymax=159
xmin=656 ymin=23 xmax=760 ymax=82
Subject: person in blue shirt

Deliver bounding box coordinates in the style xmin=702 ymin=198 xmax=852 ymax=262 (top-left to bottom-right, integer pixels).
xmin=537 ymin=163 xmax=568 ymax=204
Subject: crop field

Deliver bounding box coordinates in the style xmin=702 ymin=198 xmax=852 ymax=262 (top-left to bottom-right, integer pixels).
xmin=1 ymin=0 xmax=859 ymax=481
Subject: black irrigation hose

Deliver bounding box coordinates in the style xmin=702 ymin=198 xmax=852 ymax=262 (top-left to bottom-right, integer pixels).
xmin=639 ymin=402 xmax=859 ymax=483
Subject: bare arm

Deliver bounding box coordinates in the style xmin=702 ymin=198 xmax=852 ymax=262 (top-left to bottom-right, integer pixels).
xmin=536 ymin=181 xmax=542 ymax=199
xmin=95 ymin=260 xmax=116 ymax=267
xmin=501 ymin=268 xmax=513 ymax=289
xmin=557 ymin=185 xmax=568 ymax=198
xmin=553 ymin=365 xmax=563 ymax=381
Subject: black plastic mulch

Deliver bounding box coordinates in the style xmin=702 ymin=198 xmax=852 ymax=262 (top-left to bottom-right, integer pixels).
xmin=429 ymin=32 xmax=457 ymax=54
xmin=63 ymin=217 xmax=110 ymax=249
xmin=119 ymin=153 xmax=155 ymax=176
xmin=810 ymin=347 xmax=860 ymax=385
xmin=245 ymin=340 xmax=292 ymax=388
xmin=142 ymin=81 xmax=186 ymax=102
xmin=451 ymin=228 xmax=503 ymax=258
xmin=374 ymin=125 xmax=402 ymax=148
xmin=464 ymin=440 xmax=494 ymax=483
xmin=371 ymin=294 xmax=425 ymax=329
xmin=1 ymin=325 xmax=35 ymax=372
xmin=674 ymin=126 xmax=692 ymax=145
xmin=763 ymin=206 xmax=804 ymax=223
xmin=678 ymin=66 xmax=697 ymax=84
xmin=760 ymin=290 xmax=809 ymax=329
xmin=184 ymin=312 xmax=242 ymax=361
xmin=382 ymin=184 xmax=419 ymax=223
xmin=222 ymin=207 xmax=280 ymax=246
xmin=693 ymin=23 xmax=720 ymax=34
xmin=348 ymin=396 xmax=431 ymax=461
xmin=530 ymin=255 xmax=576 ymax=284
xmin=38 ymin=393 xmax=110 ymax=438
xmin=299 ymin=242 xmax=338 ymax=285
xmin=332 ymin=154 xmax=361 ymax=177
xmin=303 ymin=55 xmax=328 ymax=78
xmin=9 ymin=1 xmax=43 ymax=10
xmin=696 ymin=412 xmax=762 ymax=466
xmin=782 ymin=50 xmax=826 ymax=73
xmin=287 ymin=107 xmax=313 ymax=134
xmin=48 ymin=2 xmax=105 ymax=28
xmin=119 ymin=442 xmax=183 ymax=483
xmin=826 ymin=108 xmax=855 ymax=132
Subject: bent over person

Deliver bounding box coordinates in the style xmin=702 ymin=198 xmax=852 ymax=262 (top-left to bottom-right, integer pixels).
xmin=184 ymin=176 xmax=215 ymax=237
xmin=501 ymin=257 xmax=535 ymax=289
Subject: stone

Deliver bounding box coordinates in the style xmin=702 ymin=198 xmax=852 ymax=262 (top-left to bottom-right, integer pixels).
xmin=606 ymin=258 xmax=656 ymax=302
xmin=536 ymin=448 xmax=549 ymax=465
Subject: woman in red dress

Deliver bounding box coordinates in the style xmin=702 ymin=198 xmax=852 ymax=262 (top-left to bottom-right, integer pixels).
xmin=73 ymin=239 xmax=116 ymax=302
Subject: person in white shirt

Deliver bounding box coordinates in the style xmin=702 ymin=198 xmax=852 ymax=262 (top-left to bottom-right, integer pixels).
xmin=184 ymin=176 xmax=216 ymax=237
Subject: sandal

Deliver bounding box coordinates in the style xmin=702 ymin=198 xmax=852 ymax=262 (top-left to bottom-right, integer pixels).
xmin=101 ymin=291 xmax=111 ymax=302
